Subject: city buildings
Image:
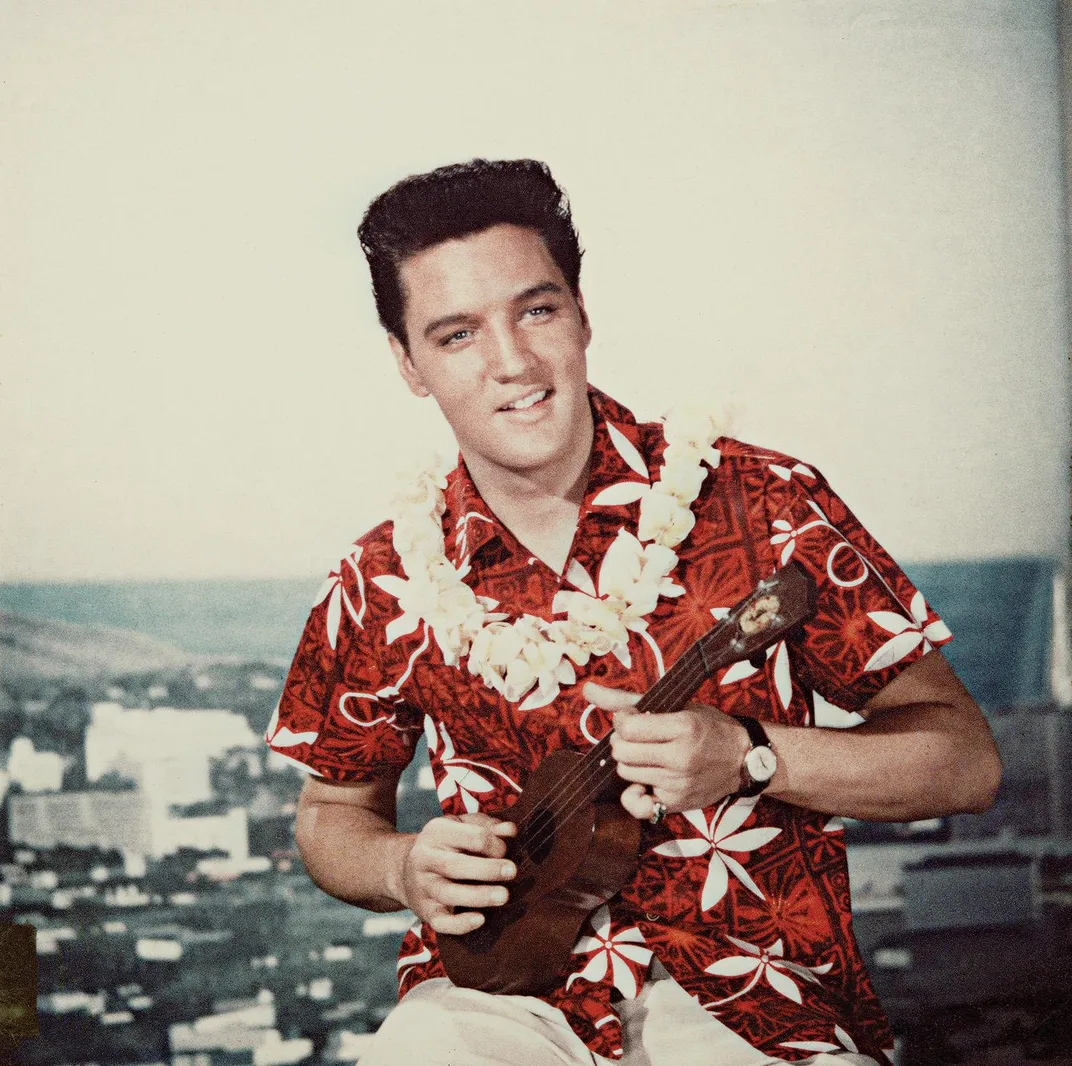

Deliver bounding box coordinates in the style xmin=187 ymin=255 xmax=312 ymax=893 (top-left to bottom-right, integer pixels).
xmin=85 ymin=703 xmax=261 ymax=807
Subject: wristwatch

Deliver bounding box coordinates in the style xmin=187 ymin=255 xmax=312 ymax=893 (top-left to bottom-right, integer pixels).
xmin=732 ymin=715 xmax=777 ymax=797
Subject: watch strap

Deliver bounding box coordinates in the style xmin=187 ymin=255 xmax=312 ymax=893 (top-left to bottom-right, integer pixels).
xmin=733 ymin=714 xmax=770 ymax=751
xmin=731 ymin=714 xmax=774 ymax=797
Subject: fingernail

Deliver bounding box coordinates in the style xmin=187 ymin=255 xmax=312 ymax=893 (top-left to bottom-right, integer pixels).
xmin=469 ymin=913 xmax=485 ymax=928
xmin=500 ymin=862 xmax=515 ymax=879
xmin=493 ymin=888 xmax=508 ymax=904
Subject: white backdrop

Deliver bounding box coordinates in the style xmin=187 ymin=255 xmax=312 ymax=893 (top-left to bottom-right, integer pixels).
xmin=1 ymin=0 xmax=1068 ymax=581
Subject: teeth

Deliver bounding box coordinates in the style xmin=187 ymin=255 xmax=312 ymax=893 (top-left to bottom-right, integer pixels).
xmin=505 ymin=390 xmax=547 ymax=411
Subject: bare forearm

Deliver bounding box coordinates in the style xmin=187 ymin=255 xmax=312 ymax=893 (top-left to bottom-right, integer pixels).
xmin=296 ymin=797 xmax=415 ymax=912
xmin=597 ymin=650 xmax=1001 ymax=824
xmin=764 ymin=702 xmax=1001 ymax=821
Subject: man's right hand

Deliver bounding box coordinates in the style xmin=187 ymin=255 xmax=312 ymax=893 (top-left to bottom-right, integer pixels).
xmin=398 ymin=813 xmax=517 ymax=935
xmin=295 ymin=777 xmax=517 ymax=933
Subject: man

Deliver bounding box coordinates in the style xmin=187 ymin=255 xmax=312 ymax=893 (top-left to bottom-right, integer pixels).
xmin=266 ymin=159 xmax=1001 ymax=1065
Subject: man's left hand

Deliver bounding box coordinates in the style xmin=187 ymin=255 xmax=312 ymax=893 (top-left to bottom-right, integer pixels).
xmin=584 ymin=682 xmax=751 ymax=820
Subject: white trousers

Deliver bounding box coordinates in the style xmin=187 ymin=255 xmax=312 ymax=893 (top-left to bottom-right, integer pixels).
xmin=358 ymin=968 xmax=881 ymax=1066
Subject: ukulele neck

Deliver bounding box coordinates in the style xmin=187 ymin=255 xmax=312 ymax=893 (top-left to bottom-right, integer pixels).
xmin=581 ymin=642 xmax=708 ymax=784
xmin=574 ymin=563 xmax=816 ymax=792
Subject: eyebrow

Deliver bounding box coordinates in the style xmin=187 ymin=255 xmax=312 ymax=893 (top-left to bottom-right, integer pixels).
xmin=421 ymin=281 xmax=567 ymax=341
xmin=515 ymin=281 xmax=566 ymax=302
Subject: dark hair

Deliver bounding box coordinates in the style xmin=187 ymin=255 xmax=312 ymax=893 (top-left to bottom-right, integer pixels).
xmin=357 ymin=159 xmax=583 ymax=346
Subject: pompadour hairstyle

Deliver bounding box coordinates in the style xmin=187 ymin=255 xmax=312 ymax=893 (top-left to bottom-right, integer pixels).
xmin=357 ymin=159 xmax=583 ymax=347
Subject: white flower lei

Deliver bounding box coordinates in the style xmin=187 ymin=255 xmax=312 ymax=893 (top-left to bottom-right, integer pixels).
xmin=385 ymin=405 xmax=721 ymax=710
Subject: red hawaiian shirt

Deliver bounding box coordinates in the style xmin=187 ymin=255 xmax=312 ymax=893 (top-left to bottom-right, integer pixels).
xmin=268 ymin=387 xmax=951 ymax=1063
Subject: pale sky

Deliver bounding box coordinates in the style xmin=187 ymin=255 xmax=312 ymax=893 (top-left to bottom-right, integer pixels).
xmin=2 ymin=0 xmax=1069 ymax=582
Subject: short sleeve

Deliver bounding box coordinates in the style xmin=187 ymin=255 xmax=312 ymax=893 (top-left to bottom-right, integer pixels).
xmin=765 ymin=466 xmax=952 ymax=714
xmin=265 ymin=543 xmax=423 ymax=781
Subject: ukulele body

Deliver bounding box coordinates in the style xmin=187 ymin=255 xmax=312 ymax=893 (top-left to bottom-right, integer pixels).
xmin=434 ymin=563 xmax=815 ymax=997
xmin=436 ymin=747 xmax=642 ymax=995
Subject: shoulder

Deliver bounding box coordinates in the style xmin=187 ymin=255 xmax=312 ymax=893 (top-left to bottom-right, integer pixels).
xmin=350 ymin=518 xmax=398 ymax=570
xmin=305 ymin=518 xmax=414 ymax=662
xmin=632 ymin=420 xmax=829 ymax=512
xmin=710 ymin=438 xmax=836 ymax=515
xmin=714 ymin=437 xmax=821 ymax=482
xmin=315 ymin=519 xmax=401 ymax=618
xmin=318 ymin=519 xmax=398 ymax=583
xmin=693 ymin=438 xmax=840 ymax=547
xmin=634 ymin=416 xmax=820 ymax=480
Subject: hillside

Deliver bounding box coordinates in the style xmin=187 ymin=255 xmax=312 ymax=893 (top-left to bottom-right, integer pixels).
xmin=0 ymin=610 xmax=196 ymax=682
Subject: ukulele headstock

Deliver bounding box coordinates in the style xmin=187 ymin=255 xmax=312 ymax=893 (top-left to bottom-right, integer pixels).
xmin=698 ymin=562 xmax=816 ymax=676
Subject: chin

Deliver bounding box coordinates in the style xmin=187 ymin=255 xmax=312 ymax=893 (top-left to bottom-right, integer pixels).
xmin=503 ymin=438 xmax=571 ymax=473
xmin=503 ymin=448 xmax=561 ymax=474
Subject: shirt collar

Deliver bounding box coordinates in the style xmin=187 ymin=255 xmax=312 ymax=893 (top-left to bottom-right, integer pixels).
xmin=442 ymin=385 xmax=652 ymax=565
xmin=581 ymin=386 xmax=652 ymax=514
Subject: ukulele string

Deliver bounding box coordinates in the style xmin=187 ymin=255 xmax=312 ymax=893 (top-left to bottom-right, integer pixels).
xmin=502 ymin=577 xmax=801 ymax=883
xmin=507 ymin=642 xmax=719 ymax=872
xmin=508 ymin=680 xmax=709 ymax=886
xmin=507 ymin=649 xmax=712 ymax=881
xmin=508 ymin=580 xmax=772 ymax=852
xmin=521 ymin=566 xmax=798 ymax=847
xmin=507 ymin=645 xmax=706 ymax=860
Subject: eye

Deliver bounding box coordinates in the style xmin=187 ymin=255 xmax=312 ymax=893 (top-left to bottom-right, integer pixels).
xmin=525 ymin=305 xmax=555 ymax=319
xmin=440 ymin=329 xmax=472 ymax=347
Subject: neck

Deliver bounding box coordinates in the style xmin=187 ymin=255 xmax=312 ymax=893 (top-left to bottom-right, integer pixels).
xmin=464 ymin=412 xmax=594 ymax=515
xmin=461 ymin=412 xmax=595 ymax=571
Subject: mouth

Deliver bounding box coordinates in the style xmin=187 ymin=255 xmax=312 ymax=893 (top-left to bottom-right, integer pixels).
xmin=498 ymin=388 xmax=551 ymax=413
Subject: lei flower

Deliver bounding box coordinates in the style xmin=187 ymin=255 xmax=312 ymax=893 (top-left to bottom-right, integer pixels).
xmin=376 ymin=404 xmax=721 ymax=708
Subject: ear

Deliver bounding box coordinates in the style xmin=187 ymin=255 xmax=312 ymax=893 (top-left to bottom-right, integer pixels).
xmin=389 ymin=334 xmax=431 ymax=398
xmin=576 ymin=290 xmax=592 ymax=347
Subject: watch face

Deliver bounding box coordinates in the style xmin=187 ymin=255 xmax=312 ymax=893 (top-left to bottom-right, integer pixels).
xmin=746 ymin=745 xmax=777 ymax=782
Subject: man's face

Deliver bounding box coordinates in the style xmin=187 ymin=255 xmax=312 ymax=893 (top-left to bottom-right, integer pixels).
xmin=390 ymin=223 xmax=593 ymax=488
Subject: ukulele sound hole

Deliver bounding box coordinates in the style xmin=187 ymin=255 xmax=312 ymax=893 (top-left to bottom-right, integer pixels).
xmin=518 ymin=802 xmax=556 ymax=865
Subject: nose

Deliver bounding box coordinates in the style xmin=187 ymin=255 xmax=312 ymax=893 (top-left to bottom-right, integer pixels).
xmin=485 ymin=322 xmax=534 ymax=381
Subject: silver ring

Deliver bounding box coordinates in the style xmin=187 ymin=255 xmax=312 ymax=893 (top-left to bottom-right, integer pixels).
xmin=649 ymin=800 xmax=667 ymax=826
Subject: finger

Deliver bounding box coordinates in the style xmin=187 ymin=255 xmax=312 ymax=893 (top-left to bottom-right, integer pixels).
xmin=613 ymin=709 xmax=690 ymax=743
xmin=455 ymin=812 xmax=502 ymax=828
xmin=583 ymin=682 xmax=641 ymax=712
xmin=433 ymin=852 xmax=517 ymax=884
xmin=620 ymin=782 xmax=656 ymax=820
xmin=454 ymin=814 xmax=517 ymax=844
xmin=456 ymin=813 xmax=516 ymax=835
xmin=614 ymin=762 xmax=669 ymax=789
xmin=427 ymin=909 xmax=487 ymax=935
xmin=435 ymin=880 xmax=510 ymax=909
xmin=458 ymin=815 xmax=518 ymax=844
xmin=610 ymin=736 xmax=674 ymax=769
xmin=428 ymin=818 xmax=511 ymax=857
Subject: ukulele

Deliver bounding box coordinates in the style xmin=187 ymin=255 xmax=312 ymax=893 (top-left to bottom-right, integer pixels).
xmin=436 ymin=561 xmax=817 ymax=995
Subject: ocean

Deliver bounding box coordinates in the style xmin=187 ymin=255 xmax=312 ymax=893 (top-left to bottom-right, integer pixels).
xmin=0 ymin=557 xmax=1056 ymax=709
xmin=0 ymin=577 xmax=316 ymax=664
